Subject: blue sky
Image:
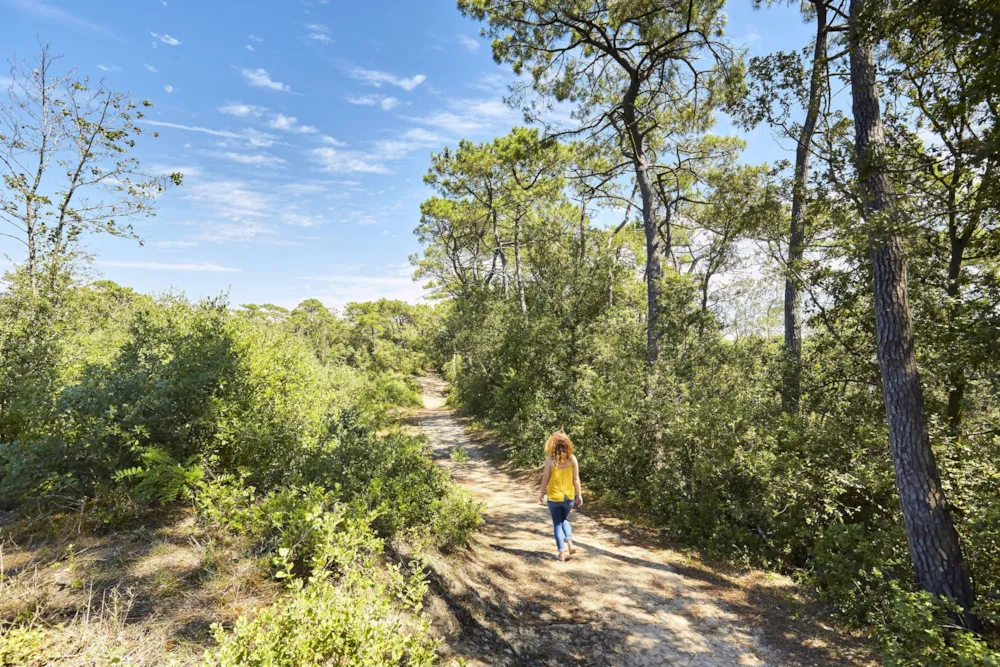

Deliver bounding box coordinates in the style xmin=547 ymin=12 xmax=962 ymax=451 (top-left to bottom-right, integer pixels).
xmin=2 ymin=0 xmax=814 ymax=310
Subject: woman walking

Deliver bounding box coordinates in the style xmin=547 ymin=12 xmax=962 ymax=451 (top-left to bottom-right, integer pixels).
xmin=538 ymin=431 xmax=583 ymax=561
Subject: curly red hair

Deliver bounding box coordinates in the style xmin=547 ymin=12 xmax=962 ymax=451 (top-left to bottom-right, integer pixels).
xmin=544 ymin=431 xmax=574 ymax=466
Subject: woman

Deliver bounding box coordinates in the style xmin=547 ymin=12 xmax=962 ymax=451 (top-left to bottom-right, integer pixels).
xmin=537 ymin=431 xmax=583 ymax=561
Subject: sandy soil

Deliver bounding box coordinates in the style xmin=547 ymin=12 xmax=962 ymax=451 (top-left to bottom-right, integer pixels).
xmin=414 ymin=375 xmax=876 ymax=667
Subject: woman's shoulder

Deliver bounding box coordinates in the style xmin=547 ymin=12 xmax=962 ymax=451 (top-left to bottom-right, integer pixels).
xmin=571 ymin=454 xmax=579 ymax=466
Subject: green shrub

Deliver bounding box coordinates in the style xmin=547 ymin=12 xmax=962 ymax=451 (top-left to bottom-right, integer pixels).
xmin=203 ymin=565 xmax=437 ymax=667
xmin=432 ymin=487 xmax=484 ymax=552
xmin=880 ymin=587 xmax=1000 ymax=666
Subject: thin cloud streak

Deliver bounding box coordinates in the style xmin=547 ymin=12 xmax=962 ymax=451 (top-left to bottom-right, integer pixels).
xmin=99 ymin=260 xmax=240 ymax=272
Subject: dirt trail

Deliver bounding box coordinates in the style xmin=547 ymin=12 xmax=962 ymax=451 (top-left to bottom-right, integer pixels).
xmin=414 ymin=375 xmax=874 ymax=667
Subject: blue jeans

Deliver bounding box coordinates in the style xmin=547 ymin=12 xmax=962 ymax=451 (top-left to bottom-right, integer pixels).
xmin=547 ymin=498 xmax=574 ymax=552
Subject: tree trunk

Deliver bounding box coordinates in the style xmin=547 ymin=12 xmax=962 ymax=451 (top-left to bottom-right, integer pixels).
xmin=622 ymin=88 xmax=661 ymax=366
xmin=945 ymin=222 xmax=966 ymax=437
xmin=783 ymin=1 xmax=828 ymax=414
xmin=513 ymin=218 xmax=527 ymax=318
xmin=849 ymin=0 xmax=978 ymax=626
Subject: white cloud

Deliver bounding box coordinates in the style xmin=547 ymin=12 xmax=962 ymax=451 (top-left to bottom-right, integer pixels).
xmin=284 ymin=182 xmax=327 ymax=195
xmin=152 ymin=240 xmax=198 ymax=248
xmin=215 ymin=151 xmax=285 ymax=166
xmin=241 ymin=127 xmax=279 ymax=148
xmin=183 ymin=180 xmax=279 ymax=243
xmin=305 ymin=23 xmax=330 ymax=32
xmin=218 ymin=103 xmax=266 ymax=117
xmin=99 ymin=260 xmax=239 ymax=272
xmin=282 ymin=211 xmax=323 ymax=227
xmin=307 ymin=33 xmax=333 ymax=44
xmin=410 ymin=111 xmax=484 ymax=135
xmin=151 ymin=32 xmax=181 ymax=46
xmin=403 ymin=128 xmax=444 ymax=143
xmin=145 ymin=120 xmax=278 ymax=148
xmin=152 ymin=164 xmax=200 ymax=177
xmin=144 ymin=63 xmax=158 ymax=73
xmin=350 ymin=67 xmax=425 ymax=91
xmin=458 ymin=35 xmax=479 ymax=51
xmin=248 ymin=33 xmax=263 ymax=42
xmin=246 ymin=44 xmax=254 ymax=51
xmin=474 ymin=72 xmax=509 ymax=92
xmin=310 ymin=147 xmax=390 ymax=174
xmin=12 ymin=0 xmax=115 ymax=36
xmin=267 ymin=113 xmax=317 ymax=134
xmin=298 ymin=274 xmax=426 ymax=307
xmin=454 ymin=98 xmax=511 ymax=119
xmin=347 ymin=94 xmax=398 ymax=110
xmin=163 ymin=84 xmax=174 ymax=93
xmin=240 ymin=68 xmax=291 ymax=92
xmin=322 ymin=136 xmax=347 ymax=147
xmin=97 ymin=64 xmax=122 ymax=72
xmin=406 ymin=97 xmax=516 ymax=136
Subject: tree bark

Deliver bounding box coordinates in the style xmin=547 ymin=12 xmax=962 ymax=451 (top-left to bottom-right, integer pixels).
xmin=783 ymin=1 xmax=829 ymax=414
xmin=622 ymin=84 xmax=661 ymax=366
xmin=849 ymin=0 xmax=978 ymax=626
xmin=513 ymin=218 xmax=527 ymax=318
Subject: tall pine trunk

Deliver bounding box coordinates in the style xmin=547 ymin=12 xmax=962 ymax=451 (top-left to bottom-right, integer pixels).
xmin=783 ymin=1 xmax=828 ymax=414
xmin=849 ymin=0 xmax=978 ymax=625
xmin=622 ymin=80 xmax=661 ymax=366
xmin=513 ymin=218 xmax=527 ymax=318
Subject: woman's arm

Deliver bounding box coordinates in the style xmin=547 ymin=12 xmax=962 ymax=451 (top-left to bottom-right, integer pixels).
xmin=572 ymin=456 xmax=583 ymax=507
xmin=538 ymin=457 xmax=552 ymax=504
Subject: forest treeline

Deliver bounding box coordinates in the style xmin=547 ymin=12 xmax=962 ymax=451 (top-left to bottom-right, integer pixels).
xmin=411 ymin=0 xmax=1000 ymax=663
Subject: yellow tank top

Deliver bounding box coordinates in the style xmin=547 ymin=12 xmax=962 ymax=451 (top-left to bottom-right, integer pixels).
xmin=547 ymin=459 xmax=575 ymax=502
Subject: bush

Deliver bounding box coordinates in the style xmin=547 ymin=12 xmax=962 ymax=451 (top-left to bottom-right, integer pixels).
xmin=432 ymin=487 xmax=485 ymax=552
xmin=203 ymin=565 xmax=437 ymax=667
xmin=880 ymin=587 xmax=1000 ymax=666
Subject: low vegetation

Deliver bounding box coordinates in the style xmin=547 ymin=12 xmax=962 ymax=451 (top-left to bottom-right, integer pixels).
xmin=0 ymin=273 xmax=481 ymax=664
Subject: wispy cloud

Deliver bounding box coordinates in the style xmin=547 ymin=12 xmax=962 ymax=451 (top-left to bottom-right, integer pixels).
xmin=322 ymin=135 xmax=347 ymax=147
xmin=298 ymin=274 xmax=425 ymax=306
xmin=183 ymin=180 xmax=279 ymax=243
xmin=151 ymin=32 xmax=181 ymax=46
xmin=240 ymin=68 xmax=291 ymax=92
xmin=410 ymin=111 xmax=484 ymax=135
xmin=310 ymin=147 xmax=390 ymax=174
xmin=163 ymin=84 xmax=174 ymax=93
xmin=406 ymin=97 xmax=515 ymax=136
xmin=246 ymin=44 xmax=255 ymax=51
xmin=144 ymin=63 xmax=158 ymax=73
xmin=350 ymin=67 xmax=425 ymax=92
xmin=304 ymin=25 xmax=333 ymax=45
xmin=144 ymin=120 xmax=278 ymax=148
xmin=215 ymin=151 xmax=286 ymax=167
xmin=282 ymin=211 xmax=324 ymax=227
xmin=99 ymin=260 xmax=240 ymax=272
xmin=97 ymin=64 xmax=122 ymax=72
xmin=347 ymin=94 xmax=399 ymax=110
xmin=152 ymin=240 xmax=199 ymax=248
xmin=267 ymin=114 xmax=317 ymax=134
xmin=12 ymin=0 xmax=115 ymax=37
xmin=248 ymin=33 xmax=263 ymax=43
xmin=458 ymin=34 xmax=480 ymax=51
xmin=218 ymin=103 xmax=266 ymax=118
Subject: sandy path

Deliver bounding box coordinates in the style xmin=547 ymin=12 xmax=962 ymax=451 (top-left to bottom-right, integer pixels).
xmin=415 ymin=376 xmax=872 ymax=667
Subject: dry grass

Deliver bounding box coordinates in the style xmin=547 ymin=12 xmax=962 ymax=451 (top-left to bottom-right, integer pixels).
xmin=0 ymin=507 xmax=281 ymax=666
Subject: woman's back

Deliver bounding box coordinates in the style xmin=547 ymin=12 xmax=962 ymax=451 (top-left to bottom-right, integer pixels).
xmin=546 ymin=458 xmax=576 ymax=502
